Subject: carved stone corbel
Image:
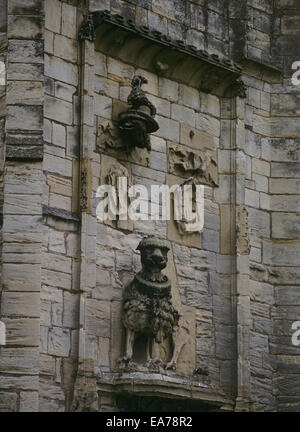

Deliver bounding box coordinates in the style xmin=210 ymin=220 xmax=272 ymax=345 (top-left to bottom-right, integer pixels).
xmin=226 ymin=78 xmax=247 ymax=98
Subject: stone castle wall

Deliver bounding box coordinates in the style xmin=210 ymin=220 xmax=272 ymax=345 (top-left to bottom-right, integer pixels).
xmin=0 ymin=0 xmax=299 ymax=412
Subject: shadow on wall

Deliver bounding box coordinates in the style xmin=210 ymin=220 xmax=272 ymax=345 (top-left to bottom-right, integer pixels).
xmin=116 ymin=394 xmax=219 ymax=412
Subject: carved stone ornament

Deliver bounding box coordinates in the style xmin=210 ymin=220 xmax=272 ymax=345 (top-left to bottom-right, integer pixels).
xmin=96 ymin=120 xmax=151 ymax=167
xmin=71 ymin=389 xmax=98 ymax=412
xmin=172 ymin=177 xmax=204 ymax=236
xmin=225 ymin=78 xmax=247 ymax=98
xmin=80 ymin=167 xmax=88 ymax=212
xmin=119 ymin=236 xmax=180 ymax=372
xmin=96 ymin=121 xmax=124 ymax=153
xmin=71 ymin=374 xmax=99 ymax=412
xmin=105 ymin=162 xmax=132 ymax=229
xmin=236 ymin=205 xmax=250 ymax=254
xmin=118 ymin=75 xmax=159 ymax=150
xmin=106 ymin=163 xmax=130 ymax=189
xmin=78 ymin=14 xmax=95 ymax=41
xmin=168 ymin=144 xmax=218 ymax=187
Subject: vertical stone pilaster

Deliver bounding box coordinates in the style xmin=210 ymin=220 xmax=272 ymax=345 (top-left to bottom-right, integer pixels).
xmin=233 ymin=94 xmax=251 ymax=411
xmin=220 ymin=91 xmax=251 ymax=411
xmin=0 ymin=0 xmax=7 ymax=355
xmin=71 ymin=12 xmax=99 ymax=412
xmin=0 ymin=0 xmax=44 ymax=412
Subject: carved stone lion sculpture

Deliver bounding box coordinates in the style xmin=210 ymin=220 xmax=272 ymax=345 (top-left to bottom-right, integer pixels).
xmin=121 ymin=236 xmax=179 ymax=370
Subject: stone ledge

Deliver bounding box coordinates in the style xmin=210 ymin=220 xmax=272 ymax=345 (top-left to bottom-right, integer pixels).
xmin=97 ymin=372 xmax=233 ymax=410
xmin=6 ymin=145 xmax=43 ymax=161
xmin=42 ymin=205 xmax=80 ymax=223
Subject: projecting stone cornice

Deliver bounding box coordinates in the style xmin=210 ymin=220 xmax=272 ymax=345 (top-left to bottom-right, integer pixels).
xmin=83 ymin=10 xmax=244 ymax=98
xmin=241 ymin=58 xmax=282 ymax=84
xmin=97 ymin=372 xmax=234 ymax=411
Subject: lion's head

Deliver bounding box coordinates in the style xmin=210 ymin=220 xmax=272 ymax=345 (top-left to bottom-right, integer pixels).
xmin=137 ymin=236 xmax=170 ymax=274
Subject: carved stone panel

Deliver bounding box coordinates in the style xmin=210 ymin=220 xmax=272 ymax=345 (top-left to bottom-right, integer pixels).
xmin=96 ymin=119 xmax=150 ymax=167
xmin=155 ymin=305 xmax=196 ymax=375
xmin=154 ymin=248 xmax=197 ymax=376
xmin=168 ymin=143 xmax=218 ymax=187
xmin=99 ymin=154 xmax=133 ymax=231
xmin=106 ymin=162 xmax=130 ymax=228
xmin=96 ymin=120 xmax=123 ymax=154
xmin=166 ymin=174 xmax=202 ymax=249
